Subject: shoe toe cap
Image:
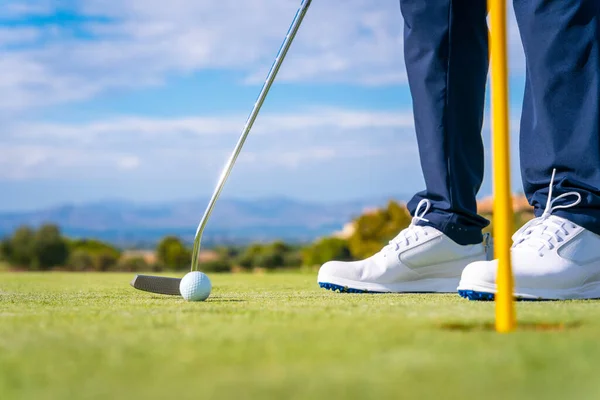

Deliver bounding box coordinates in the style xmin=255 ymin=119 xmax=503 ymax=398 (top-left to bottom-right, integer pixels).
xmin=460 ymin=259 xmax=497 ymax=285
xmin=318 ymin=260 xmax=362 ymax=281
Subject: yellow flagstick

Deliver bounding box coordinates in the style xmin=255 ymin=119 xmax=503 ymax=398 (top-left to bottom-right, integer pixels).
xmin=489 ymin=0 xmax=516 ymax=332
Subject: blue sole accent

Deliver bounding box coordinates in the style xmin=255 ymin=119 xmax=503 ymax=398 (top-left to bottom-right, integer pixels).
xmin=458 ymin=290 xmax=495 ymax=301
xmin=458 ymin=289 xmax=557 ymax=302
xmin=318 ymin=282 xmax=383 ymax=294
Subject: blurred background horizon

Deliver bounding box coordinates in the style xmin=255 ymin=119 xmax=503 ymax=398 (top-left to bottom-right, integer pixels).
xmin=1 ymin=0 xmax=527 ymax=214
xmin=0 ymin=0 xmax=537 ymax=281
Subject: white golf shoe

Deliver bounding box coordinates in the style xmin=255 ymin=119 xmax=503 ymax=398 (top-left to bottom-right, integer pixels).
xmin=318 ymin=200 xmax=491 ymax=293
xmin=458 ymin=172 xmax=600 ymax=300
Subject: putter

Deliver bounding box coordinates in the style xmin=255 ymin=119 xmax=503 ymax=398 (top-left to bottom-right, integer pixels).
xmin=131 ymin=0 xmax=313 ymax=296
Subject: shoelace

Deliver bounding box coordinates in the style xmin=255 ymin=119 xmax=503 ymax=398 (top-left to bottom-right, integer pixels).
xmin=385 ymin=199 xmax=431 ymax=251
xmin=512 ymin=169 xmax=581 ymax=256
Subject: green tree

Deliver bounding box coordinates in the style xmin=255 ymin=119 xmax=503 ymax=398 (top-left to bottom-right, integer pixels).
xmin=256 ymin=241 xmax=296 ymax=270
xmin=302 ymin=237 xmax=352 ymax=266
xmin=0 ymin=239 xmax=11 ymax=262
xmin=117 ymin=256 xmax=149 ymax=272
xmin=156 ymin=236 xmax=191 ymax=270
xmin=283 ymin=249 xmax=303 ymax=268
xmin=199 ymin=259 xmax=232 ymax=273
xmin=255 ymin=246 xmax=285 ymax=270
xmin=94 ymin=250 xmax=120 ymax=272
xmin=32 ymin=224 xmax=69 ymax=270
xmin=237 ymin=244 xmax=265 ymax=270
xmin=67 ymin=249 xmax=94 ymax=271
xmin=69 ymin=239 xmax=121 ymax=272
xmin=214 ymin=246 xmax=241 ymax=260
xmin=270 ymin=241 xmax=291 ymax=254
xmin=348 ymin=200 xmax=412 ymax=260
xmin=236 ymin=241 xmax=297 ymax=270
xmin=7 ymin=226 xmax=35 ymax=267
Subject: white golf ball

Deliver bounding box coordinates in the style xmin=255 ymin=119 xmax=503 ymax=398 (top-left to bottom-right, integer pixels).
xmin=179 ymin=271 xmax=212 ymax=301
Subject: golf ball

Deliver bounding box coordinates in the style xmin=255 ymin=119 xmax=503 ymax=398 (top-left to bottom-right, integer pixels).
xmin=179 ymin=271 xmax=212 ymax=301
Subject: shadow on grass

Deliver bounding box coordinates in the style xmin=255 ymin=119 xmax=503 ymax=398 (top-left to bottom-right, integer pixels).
xmin=207 ymin=299 xmax=246 ymax=303
xmin=146 ymin=296 xmax=245 ymax=302
xmin=439 ymin=321 xmax=583 ymax=332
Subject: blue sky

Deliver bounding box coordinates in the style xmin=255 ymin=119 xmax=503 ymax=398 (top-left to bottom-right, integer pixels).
xmin=0 ymin=0 xmax=527 ymax=211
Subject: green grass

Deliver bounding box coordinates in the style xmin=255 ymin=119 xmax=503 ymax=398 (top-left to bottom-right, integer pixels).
xmin=2 ymin=272 xmax=600 ymax=400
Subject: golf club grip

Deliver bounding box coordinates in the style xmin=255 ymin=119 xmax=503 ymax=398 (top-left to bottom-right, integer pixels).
xmin=189 ymin=0 xmax=313 ymax=271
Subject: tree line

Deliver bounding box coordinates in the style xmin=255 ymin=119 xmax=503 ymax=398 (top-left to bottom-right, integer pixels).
xmin=0 ymin=224 xmax=310 ymax=272
xmin=0 ymin=199 xmax=534 ymax=272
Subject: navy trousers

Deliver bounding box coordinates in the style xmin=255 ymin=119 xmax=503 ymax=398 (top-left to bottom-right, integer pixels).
xmin=400 ymin=0 xmax=600 ymax=245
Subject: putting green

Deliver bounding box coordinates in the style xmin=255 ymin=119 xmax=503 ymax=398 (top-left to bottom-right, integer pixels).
xmin=1 ymin=272 xmax=600 ymax=400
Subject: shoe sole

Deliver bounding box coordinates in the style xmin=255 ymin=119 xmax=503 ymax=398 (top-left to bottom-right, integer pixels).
xmin=458 ymin=280 xmax=600 ymax=301
xmin=318 ymin=282 xmax=381 ymax=293
xmin=318 ymin=276 xmax=460 ymax=294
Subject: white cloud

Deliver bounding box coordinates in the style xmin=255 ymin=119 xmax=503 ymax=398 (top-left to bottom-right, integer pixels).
xmin=0 ymin=107 xmax=417 ymax=180
xmin=0 ymin=0 xmax=529 ymax=208
xmin=117 ymin=155 xmax=141 ymax=170
xmin=0 ymin=1 xmax=54 ymax=18
xmin=0 ymin=144 xmax=147 ymax=180
xmin=0 ymin=27 xmax=41 ymax=46
xmin=0 ymin=0 xmax=525 ymax=112
xmin=6 ymin=108 xmax=415 ymax=143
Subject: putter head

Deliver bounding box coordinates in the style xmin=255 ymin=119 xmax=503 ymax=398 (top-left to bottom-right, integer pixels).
xmin=130 ymin=275 xmax=182 ymax=296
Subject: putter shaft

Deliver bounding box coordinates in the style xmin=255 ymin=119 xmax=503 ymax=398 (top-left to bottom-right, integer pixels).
xmin=190 ymin=0 xmax=312 ymax=271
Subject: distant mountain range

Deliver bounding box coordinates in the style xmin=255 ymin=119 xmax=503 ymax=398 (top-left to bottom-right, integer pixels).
xmin=0 ymin=195 xmax=410 ymax=248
